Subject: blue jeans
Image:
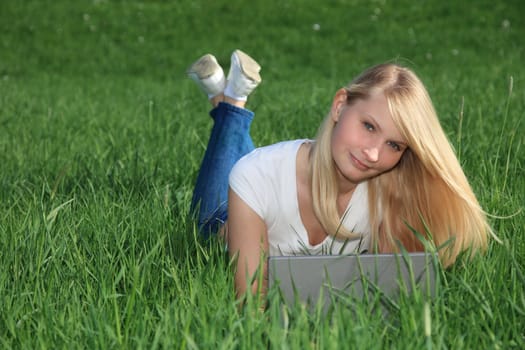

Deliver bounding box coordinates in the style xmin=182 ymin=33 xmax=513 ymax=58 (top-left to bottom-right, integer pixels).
xmin=191 ymin=102 xmax=255 ymax=237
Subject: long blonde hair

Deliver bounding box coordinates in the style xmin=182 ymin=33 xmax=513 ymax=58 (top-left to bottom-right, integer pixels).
xmin=310 ymin=63 xmax=492 ymax=266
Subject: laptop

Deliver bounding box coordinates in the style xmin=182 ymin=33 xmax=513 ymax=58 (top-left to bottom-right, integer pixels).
xmin=268 ymin=252 xmax=438 ymax=311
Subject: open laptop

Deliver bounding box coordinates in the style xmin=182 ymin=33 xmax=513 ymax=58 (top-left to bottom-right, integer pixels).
xmin=268 ymin=252 xmax=438 ymax=311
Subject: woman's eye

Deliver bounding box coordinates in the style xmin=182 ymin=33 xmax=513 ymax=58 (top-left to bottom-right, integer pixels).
xmin=387 ymin=141 xmax=401 ymax=151
xmin=363 ymin=122 xmax=374 ymax=131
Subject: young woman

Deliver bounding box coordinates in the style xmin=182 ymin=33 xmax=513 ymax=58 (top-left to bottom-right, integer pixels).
xmin=187 ymin=49 xmax=493 ymax=298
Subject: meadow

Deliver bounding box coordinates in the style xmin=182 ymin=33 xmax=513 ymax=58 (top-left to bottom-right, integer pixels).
xmin=0 ymin=0 xmax=524 ymax=348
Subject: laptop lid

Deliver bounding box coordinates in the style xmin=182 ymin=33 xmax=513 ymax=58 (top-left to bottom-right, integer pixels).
xmin=268 ymin=252 xmax=438 ymax=311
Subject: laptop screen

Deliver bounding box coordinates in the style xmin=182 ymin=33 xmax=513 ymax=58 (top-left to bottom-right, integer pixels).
xmin=267 ymin=252 xmax=438 ymax=311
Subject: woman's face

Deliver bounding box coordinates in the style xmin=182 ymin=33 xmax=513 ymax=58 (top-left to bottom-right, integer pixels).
xmin=330 ymin=90 xmax=408 ymax=188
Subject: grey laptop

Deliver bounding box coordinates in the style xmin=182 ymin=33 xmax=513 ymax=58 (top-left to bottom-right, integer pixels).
xmin=268 ymin=252 xmax=438 ymax=310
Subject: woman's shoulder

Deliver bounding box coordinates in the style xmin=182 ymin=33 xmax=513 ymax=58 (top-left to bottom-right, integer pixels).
xmin=230 ymin=139 xmax=309 ymax=185
xmin=252 ymin=139 xmax=310 ymax=155
xmin=229 ymin=140 xmax=308 ymax=219
xmin=238 ymin=139 xmax=310 ymax=164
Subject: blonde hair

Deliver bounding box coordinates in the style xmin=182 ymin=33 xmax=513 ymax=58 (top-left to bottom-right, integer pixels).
xmin=310 ymin=63 xmax=492 ymax=266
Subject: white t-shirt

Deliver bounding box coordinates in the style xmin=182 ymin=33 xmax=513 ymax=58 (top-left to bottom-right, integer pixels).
xmin=229 ymin=139 xmax=371 ymax=256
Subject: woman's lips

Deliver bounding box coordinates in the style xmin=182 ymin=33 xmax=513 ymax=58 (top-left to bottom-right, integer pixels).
xmin=350 ymin=153 xmax=369 ymax=171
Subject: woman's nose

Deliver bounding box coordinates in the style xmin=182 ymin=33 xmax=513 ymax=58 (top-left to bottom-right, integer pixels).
xmin=363 ymin=147 xmax=379 ymax=162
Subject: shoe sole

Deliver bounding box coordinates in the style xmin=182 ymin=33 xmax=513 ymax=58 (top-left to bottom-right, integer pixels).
xmin=234 ymin=50 xmax=262 ymax=83
xmin=187 ymin=54 xmax=220 ymax=79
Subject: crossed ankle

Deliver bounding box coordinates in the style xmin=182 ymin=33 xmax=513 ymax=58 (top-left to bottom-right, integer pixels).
xmin=187 ymin=49 xmax=262 ymax=102
xmin=223 ymin=96 xmax=246 ymax=108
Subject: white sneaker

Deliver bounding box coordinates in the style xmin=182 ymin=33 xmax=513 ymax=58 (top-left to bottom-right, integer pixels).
xmin=224 ymin=49 xmax=262 ymax=101
xmin=187 ymin=54 xmax=226 ymax=98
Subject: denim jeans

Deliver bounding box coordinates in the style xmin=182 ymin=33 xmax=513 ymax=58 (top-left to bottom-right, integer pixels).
xmin=191 ymin=102 xmax=255 ymax=237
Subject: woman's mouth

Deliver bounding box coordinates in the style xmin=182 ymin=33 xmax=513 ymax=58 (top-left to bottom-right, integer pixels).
xmin=350 ymin=154 xmax=369 ymax=171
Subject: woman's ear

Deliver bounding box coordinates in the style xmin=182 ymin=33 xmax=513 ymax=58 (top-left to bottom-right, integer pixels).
xmin=330 ymin=88 xmax=348 ymax=122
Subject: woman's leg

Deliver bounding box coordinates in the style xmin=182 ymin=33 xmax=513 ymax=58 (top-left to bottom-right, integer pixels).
xmin=191 ymin=102 xmax=255 ymax=237
xmin=187 ymin=50 xmax=262 ymax=237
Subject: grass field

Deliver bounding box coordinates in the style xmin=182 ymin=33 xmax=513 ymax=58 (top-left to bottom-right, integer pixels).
xmin=1 ymin=0 xmax=524 ymax=348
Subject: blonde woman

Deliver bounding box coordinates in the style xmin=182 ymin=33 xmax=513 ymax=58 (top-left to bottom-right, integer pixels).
xmin=187 ymin=50 xmax=492 ymax=298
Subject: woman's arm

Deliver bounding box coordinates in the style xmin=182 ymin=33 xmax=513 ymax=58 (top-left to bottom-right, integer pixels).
xmin=226 ymin=188 xmax=269 ymax=299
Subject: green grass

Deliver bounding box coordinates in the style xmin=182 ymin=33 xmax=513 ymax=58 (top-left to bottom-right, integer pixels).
xmin=1 ymin=0 xmax=524 ymax=348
